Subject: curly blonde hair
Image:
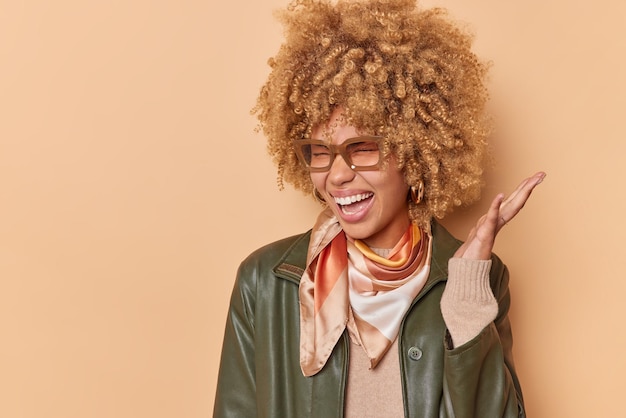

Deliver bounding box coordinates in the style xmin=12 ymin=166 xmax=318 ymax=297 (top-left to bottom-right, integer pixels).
xmin=253 ymin=0 xmax=491 ymax=225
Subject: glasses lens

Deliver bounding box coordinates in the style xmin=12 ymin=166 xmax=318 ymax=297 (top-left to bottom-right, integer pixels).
xmin=296 ymin=137 xmax=382 ymax=171
xmin=299 ymin=143 xmax=332 ymax=169
xmin=345 ymin=139 xmax=380 ymax=168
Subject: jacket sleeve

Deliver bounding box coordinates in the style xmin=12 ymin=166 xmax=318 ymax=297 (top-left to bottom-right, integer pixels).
xmin=213 ymin=259 xmax=258 ymax=418
xmin=441 ymin=256 xmax=525 ymax=418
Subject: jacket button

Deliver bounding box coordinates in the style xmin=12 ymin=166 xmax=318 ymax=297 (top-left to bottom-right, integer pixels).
xmin=407 ymin=346 xmax=422 ymax=361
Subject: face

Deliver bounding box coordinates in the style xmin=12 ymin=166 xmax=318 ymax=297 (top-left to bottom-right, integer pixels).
xmin=310 ymin=108 xmax=410 ymax=249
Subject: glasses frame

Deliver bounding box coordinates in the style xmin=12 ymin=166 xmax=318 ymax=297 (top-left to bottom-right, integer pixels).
xmin=294 ymin=135 xmax=384 ymax=172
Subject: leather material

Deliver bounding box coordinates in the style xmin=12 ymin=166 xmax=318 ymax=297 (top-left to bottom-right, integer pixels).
xmin=213 ymin=222 xmax=525 ymax=418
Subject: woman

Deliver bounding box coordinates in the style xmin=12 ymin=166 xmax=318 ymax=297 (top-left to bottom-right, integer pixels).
xmin=214 ymin=0 xmax=544 ymax=416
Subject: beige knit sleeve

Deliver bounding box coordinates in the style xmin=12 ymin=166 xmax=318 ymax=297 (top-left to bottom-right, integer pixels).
xmin=440 ymin=258 xmax=498 ymax=348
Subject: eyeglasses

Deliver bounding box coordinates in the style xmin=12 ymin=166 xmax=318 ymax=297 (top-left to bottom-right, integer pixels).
xmin=294 ymin=136 xmax=383 ymax=172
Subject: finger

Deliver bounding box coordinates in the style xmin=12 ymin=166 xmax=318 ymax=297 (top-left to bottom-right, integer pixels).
xmin=500 ymin=172 xmax=546 ymax=223
xmin=455 ymin=195 xmax=503 ymax=259
xmin=487 ymin=193 xmax=506 ymax=230
xmin=500 ymin=172 xmax=545 ymax=209
xmin=475 ymin=193 xmax=504 ymax=240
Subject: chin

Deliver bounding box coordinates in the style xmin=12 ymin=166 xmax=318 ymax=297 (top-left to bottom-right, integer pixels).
xmin=340 ymin=224 xmax=376 ymax=241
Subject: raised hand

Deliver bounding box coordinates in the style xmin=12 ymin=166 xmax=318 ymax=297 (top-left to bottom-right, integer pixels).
xmin=454 ymin=171 xmax=546 ymax=260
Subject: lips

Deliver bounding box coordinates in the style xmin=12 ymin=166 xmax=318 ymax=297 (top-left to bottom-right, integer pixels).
xmin=333 ymin=192 xmax=374 ymax=216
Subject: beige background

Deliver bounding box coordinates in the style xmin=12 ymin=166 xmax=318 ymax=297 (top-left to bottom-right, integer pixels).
xmin=1 ymin=0 xmax=625 ymax=417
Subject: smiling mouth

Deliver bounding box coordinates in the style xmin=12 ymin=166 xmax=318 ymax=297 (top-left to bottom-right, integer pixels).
xmin=334 ymin=192 xmax=374 ymax=215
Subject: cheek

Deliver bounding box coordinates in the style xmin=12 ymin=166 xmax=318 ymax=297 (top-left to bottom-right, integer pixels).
xmin=379 ymin=171 xmax=409 ymax=201
xmin=310 ymin=174 xmax=326 ymax=191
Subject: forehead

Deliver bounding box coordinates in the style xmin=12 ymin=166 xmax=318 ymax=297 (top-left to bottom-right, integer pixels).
xmin=311 ymin=122 xmax=364 ymax=144
xmin=310 ymin=108 xmax=365 ymax=142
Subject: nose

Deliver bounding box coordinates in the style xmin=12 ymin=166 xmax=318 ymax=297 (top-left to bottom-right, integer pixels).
xmin=327 ymin=152 xmax=356 ymax=185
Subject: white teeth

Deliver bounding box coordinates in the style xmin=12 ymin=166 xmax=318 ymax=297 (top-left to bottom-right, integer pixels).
xmin=334 ymin=193 xmax=373 ymax=206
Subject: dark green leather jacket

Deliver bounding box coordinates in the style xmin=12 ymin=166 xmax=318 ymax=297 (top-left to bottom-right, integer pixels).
xmin=213 ymin=222 xmax=525 ymax=417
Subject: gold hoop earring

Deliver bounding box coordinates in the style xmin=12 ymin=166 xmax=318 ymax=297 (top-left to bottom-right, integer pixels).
xmin=313 ymin=188 xmax=326 ymax=205
xmin=410 ymin=181 xmax=424 ymax=204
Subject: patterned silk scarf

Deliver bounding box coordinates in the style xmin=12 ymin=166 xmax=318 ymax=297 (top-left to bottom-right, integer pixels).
xmin=299 ymin=208 xmax=432 ymax=377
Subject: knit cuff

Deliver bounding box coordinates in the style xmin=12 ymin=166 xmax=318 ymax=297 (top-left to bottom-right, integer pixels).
xmin=441 ymin=258 xmax=498 ymax=348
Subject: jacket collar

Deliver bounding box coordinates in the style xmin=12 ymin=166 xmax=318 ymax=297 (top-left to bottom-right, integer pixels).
xmin=272 ymin=231 xmax=311 ymax=284
xmin=273 ymin=221 xmax=461 ymax=287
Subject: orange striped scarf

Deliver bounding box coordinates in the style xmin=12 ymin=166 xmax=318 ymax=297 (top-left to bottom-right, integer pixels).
xmin=299 ymin=208 xmax=431 ymax=377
